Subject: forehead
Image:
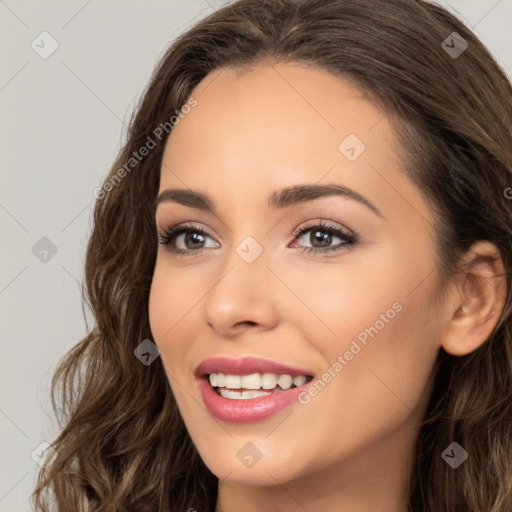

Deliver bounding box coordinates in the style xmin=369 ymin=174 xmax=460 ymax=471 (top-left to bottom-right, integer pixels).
xmin=164 ymin=62 xmax=387 ymax=169
xmin=159 ymin=62 xmax=432 ymax=231
xmin=164 ymin=64 xmax=385 ymax=180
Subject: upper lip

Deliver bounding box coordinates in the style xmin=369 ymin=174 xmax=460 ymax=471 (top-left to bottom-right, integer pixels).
xmin=195 ymin=356 xmax=314 ymax=378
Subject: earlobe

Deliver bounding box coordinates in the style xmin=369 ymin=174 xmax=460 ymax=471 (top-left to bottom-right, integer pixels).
xmin=440 ymin=241 xmax=507 ymax=357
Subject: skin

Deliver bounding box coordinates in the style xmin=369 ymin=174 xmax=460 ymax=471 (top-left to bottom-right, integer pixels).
xmin=148 ymin=62 xmax=506 ymax=512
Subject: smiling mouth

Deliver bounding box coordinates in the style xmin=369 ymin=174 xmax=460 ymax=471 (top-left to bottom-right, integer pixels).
xmin=204 ymin=372 xmax=314 ymax=400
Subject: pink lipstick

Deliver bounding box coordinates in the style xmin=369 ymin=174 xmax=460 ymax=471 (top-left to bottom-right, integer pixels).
xmin=195 ymin=356 xmax=314 ymax=423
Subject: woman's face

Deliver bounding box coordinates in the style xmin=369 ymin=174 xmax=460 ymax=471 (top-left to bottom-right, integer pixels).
xmin=149 ymin=62 xmax=444 ymax=486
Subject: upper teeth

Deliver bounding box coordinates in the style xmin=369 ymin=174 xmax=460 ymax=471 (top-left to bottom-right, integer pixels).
xmin=208 ymin=373 xmax=307 ymax=390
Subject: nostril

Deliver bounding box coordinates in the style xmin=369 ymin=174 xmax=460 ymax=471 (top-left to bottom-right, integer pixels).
xmin=234 ymin=321 xmax=257 ymax=327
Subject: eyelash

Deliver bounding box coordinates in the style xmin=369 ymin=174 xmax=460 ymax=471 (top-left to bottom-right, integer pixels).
xmin=157 ymin=220 xmax=358 ymax=258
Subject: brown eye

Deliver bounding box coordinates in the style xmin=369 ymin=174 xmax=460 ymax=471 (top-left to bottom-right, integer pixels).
xmin=158 ymin=223 xmax=219 ymax=257
xmin=291 ymin=221 xmax=358 ymax=254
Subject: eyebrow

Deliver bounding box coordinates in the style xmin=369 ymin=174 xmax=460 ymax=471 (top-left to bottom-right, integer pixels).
xmin=153 ymin=184 xmax=383 ymax=218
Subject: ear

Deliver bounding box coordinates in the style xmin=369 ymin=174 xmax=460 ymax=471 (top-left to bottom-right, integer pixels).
xmin=441 ymin=241 xmax=507 ymax=356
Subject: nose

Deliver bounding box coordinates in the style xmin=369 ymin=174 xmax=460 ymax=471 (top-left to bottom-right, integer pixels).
xmin=202 ymin=242 xmax=280 ymax=338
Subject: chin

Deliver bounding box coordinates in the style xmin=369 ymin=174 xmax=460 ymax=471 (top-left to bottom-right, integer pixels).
xmin=196 ymin=440 xmax=309 ymax=486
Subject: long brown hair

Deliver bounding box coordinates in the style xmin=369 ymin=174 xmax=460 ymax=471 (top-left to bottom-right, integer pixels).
xmin=32 ymin=0 xmax=512 ymax=510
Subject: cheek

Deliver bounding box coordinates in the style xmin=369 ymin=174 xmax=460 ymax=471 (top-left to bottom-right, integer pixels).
xmin=148 ymin=263 xmax=191 ymax=375
xmin=321 ymin=260 xmax=439 ymax=401
xmin=285 ymin=236 xmax=438 ymax=365
xmin=319 ymin=303 xmax=438 ymax=467
xmin=148 ymin=261 xmax=196 ymax=344
xmin=279 ymin=252 xmax=439 ymax=456
xmin=148 ymin=260 xmax=214 ymax=383
xmin=148 ymin=266 xmax=172 ymax=342
xmin=148 ymin=264 xmax=197 ymax=407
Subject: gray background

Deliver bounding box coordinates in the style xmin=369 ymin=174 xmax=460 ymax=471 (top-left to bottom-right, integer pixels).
xmin=1 ymin=1 xmax=511 ymax=510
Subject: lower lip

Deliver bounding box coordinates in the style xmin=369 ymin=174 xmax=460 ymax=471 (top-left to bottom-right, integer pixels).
xmin=198 ymin=377 xmax=307 ymax=423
